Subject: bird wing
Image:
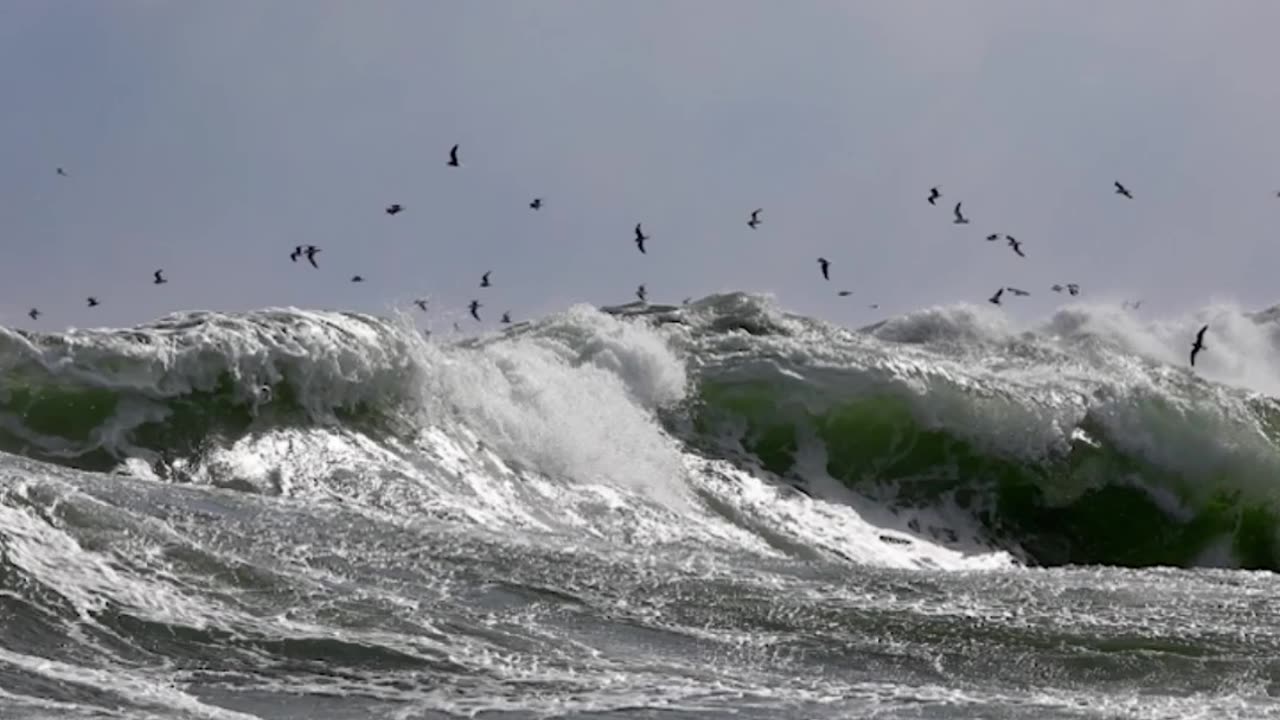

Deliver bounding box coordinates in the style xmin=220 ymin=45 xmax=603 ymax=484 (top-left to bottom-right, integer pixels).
xmin=1197 ymin=325 xmax=1208 ymax=343
xmin=954 ymin=202 xmax=962 ymax=217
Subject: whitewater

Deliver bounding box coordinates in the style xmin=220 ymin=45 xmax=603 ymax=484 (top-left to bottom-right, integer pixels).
xmin=2 ymin=292 xmax=1279 ymax=718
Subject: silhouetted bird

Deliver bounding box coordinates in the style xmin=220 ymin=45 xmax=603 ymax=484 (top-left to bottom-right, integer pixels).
xmin=986 ymin=233 xmax=1001 ymax=242
xmin=928 ymin=187 xmax=940 ymax=205
xmin=634 ymin=223 xmax=648 ymax=254
xmin=1067 ymin=283 xmax=1080 ymax=296
xmin=1006 ymin=287 xmax=1030 ymax=297
xmin=87 ymin=297 xmax=99 ymax=307
xmin=304 ymin=246 xmax=321 ymax=268
xmin=501 ymin=311 xmax=511 ymax=324
xmin=1190 ymin=325 xmax=1208 ymax=366
xmin=953 ymin=202 xmax=969 ymax=224
xmin=28 ymin=308 xmax=39 ymax=320
xmin=818 ymin=257 xmax=830 ymax=281
xmin=480 ymin=271 xmax=491 ymax=288
xmin=413 ymin=299 xmax=429 ymax=312
xmin=290 ymin=246 xmax=302 ymax=262
xmin=637 ymin=284 xmax=647 ymax=302
xmin=386 ymin=204 xmax=404 ymax=216
xmin=748 ymin=209 xmax=762 ymax=229
xmin=1115 ymin=181 xmax=1133 ymax=199
xmin=530 ymin=198 xmax=542 ymax=210
xmin=448 ymin=144 xmax=460 ymax=167
xmin=837 ymin=290 xmax=852 ymax=296
xmin=989 ymin=288 xmax=1003 ymax=305
xmin=153 ymin=269 xmax=167 ymax=285
xmin=351 ymin=275 xmax=364 ymax=283
xmin=1007 ymin=236 xmax=1025 ymax=257
xmin=56 ymin=168 xmax=68 ymax=177
xmin=1052 ymin=284 xmax=1064 ymax=293
xmin=469 ymin=300 xmax=481 ymax=321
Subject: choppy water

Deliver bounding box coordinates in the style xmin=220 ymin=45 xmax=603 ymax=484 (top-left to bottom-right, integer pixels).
xmin=3 ymin=293 xmax=1279 ymax=718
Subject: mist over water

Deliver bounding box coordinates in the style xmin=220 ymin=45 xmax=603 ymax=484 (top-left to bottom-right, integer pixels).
xmin=3 ymin=292 xmax=1280 ymax=718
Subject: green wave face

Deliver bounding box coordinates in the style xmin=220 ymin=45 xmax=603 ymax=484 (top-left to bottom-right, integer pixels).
xmin=0 ymin=310 xmax=419 ymax=472
xmin=691 ymin=379 xmax=1280 ymax=570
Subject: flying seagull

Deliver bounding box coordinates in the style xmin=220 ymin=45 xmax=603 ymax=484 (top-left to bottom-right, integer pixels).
xmin=480 ymin=271 xmax=491 ymax=288
xmin=87 ymin=297 xmax=99 ymax=307
xmin=1006 ymin=287 xmax=1030 ymax=297
xmin=1190 ymin=325 xmax=1208 ymax=366
xmin=989 ymin=288 xmax=1004 ymax=305
xmin=818 ymin=257 xmax=830 ymax=281
xmin=837 ymin=290 xmax=853 ymax=297
xmin=28 ymin=308 xmax=40 ymax=320
xmin=153 ymin=269 xmax=167 ymax=285
xmin=56 ymin=167 xmax=68 ymax=177
xmin=1115 ymin=181 xmax=1133 ymax=199
xmin=928 ymin=187 xmax=941 ymax=205
xmin=953 ymin=202 xmax=969 ymax=224
xmin=1007 ymin=236 xmax=1025 ymax=257
xmin=986 ymin=233 xmax=1001 ymax=242
xmin=1067 ymin=283 xmax=1080 ymax=296
xmin=634 ymin=223 xmax=648 ymax=254
xmin=386 ymin=204 xmax=404 ymax=216
xmin=413 ymin=299 xmax=429 ymax=312
xmin=501 ymin=311 xmax=511 ymax=324
xmin=304 ymin=245 xmax=321 ymax=268
xmin=290 ymin=246 xmax=303 ymax=262
xmin=530 ymin=198 xmax=542 ymax=210
xmin=468 ymin=300 xmax=481 ymax=321
xmin=1052 ymin=284 xmax=1064 ymax=293
xmin=448 ymin=144 xmax=460 ymax=167
xmin=636 ymin=284 xmax=647 ymax=302
xmin=748 ymin=209 xmax=762 ymax=229
xmin=351 ymin=275 xmax=364 ymax=283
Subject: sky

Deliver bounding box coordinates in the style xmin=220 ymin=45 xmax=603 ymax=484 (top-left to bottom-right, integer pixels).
xmin=2 ymin=1 xmax=1279 ymax=332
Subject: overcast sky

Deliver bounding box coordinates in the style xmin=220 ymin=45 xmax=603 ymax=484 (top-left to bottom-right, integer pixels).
xmin=2 ymin=1 xmax=1279 ymax=331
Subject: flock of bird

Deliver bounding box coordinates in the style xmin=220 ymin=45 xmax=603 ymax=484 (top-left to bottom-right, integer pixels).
xmin=30 ymin=157 xmax=1212 ymax=366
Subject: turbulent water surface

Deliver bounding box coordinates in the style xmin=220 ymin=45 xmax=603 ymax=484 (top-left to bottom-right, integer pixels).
xmin=2 ymin=293 xmax=1279 ymax=718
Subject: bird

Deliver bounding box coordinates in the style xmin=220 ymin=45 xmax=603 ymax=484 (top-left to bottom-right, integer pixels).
xmin=448 ymin=144 xmax=460 ymax=167
xmin=153 ymin=269 xmax=167 ymax=285
xmin=986 ymin=233 xmax=1001 ymax=242
xmin=818 ymin=257 xmax=830 ymax=281
xmin=413 ymin=299 xmax=429 ymax=312
xmin=530 ymin=198 xmax=542 ymax=210
xmin=989 ymin=288 xmax=1004 ymax=305
xmin=634 ymin=223 xmax=648 ymax=254
xmin=868 ymin=304 xmax=880 ymax=309
xmin=480 ymin=271 xmax=491 ymax=288
xmin=501 ymin=311 xmax=512 ymax=324
xmin=1067 ymin=283 xmax=1080 ymax=296
xmin=56 ymin=167 xmax=68 ymax=177
xmin=928 ymin=187 xmax=941 ymax=205
xmin=837 ymin=290 xmax=853 ymax=297
xmin=953 ymin=202 xmax=969 ymax=224
xmin=28 ymin=308 xmax=40 ymax=320
xmin=304 ymin=245 xmax=321 ymax=268
xmin=290 ymin=246 xmax=302 ymax=262
xmin=468 ymin=300 xmax=481 ymax=321
xmin=86 ymin=297 xmax=99 ymax=307
xmin=636 ymin=284 xmax=647 ymax=302
xmin=748 ymin=209 xmax=762 ymax=229
xmin=1006 ymin=287 xmax=1030 ymax=297
xmin=386 ymin=204 xmax=404 ymax=216
xmin=1190 ymin=325 xmax=1208 ymax=366
xmin=1115 ymin=181 xmax=1133 ymax=199
xmin=351 ymin=275 xmax=364 ymax=283
xmin=1124 ymin=299 xmax=1144 ymax=310
xmin=1007 ymin=236 xmax=1025 ymax=257
xmin=1051 ymin=284 xmax=1064 ymax=293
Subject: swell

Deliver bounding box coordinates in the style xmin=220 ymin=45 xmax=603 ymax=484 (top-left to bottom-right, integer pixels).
xmin=0 ymin=309 xmax=423 ymax=473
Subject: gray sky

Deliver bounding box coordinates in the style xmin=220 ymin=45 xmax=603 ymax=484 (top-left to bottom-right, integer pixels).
xmin=2 ymin=1 xmax=1279 ymax=331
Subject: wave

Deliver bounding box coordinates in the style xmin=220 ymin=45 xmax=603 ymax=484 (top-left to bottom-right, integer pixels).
xmin=4 ymin=293 xmax=1280 ymax=570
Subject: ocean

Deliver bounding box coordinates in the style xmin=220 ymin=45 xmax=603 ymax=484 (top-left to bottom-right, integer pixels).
xmin=1 ymin=292 xmax=1277 ymax=719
